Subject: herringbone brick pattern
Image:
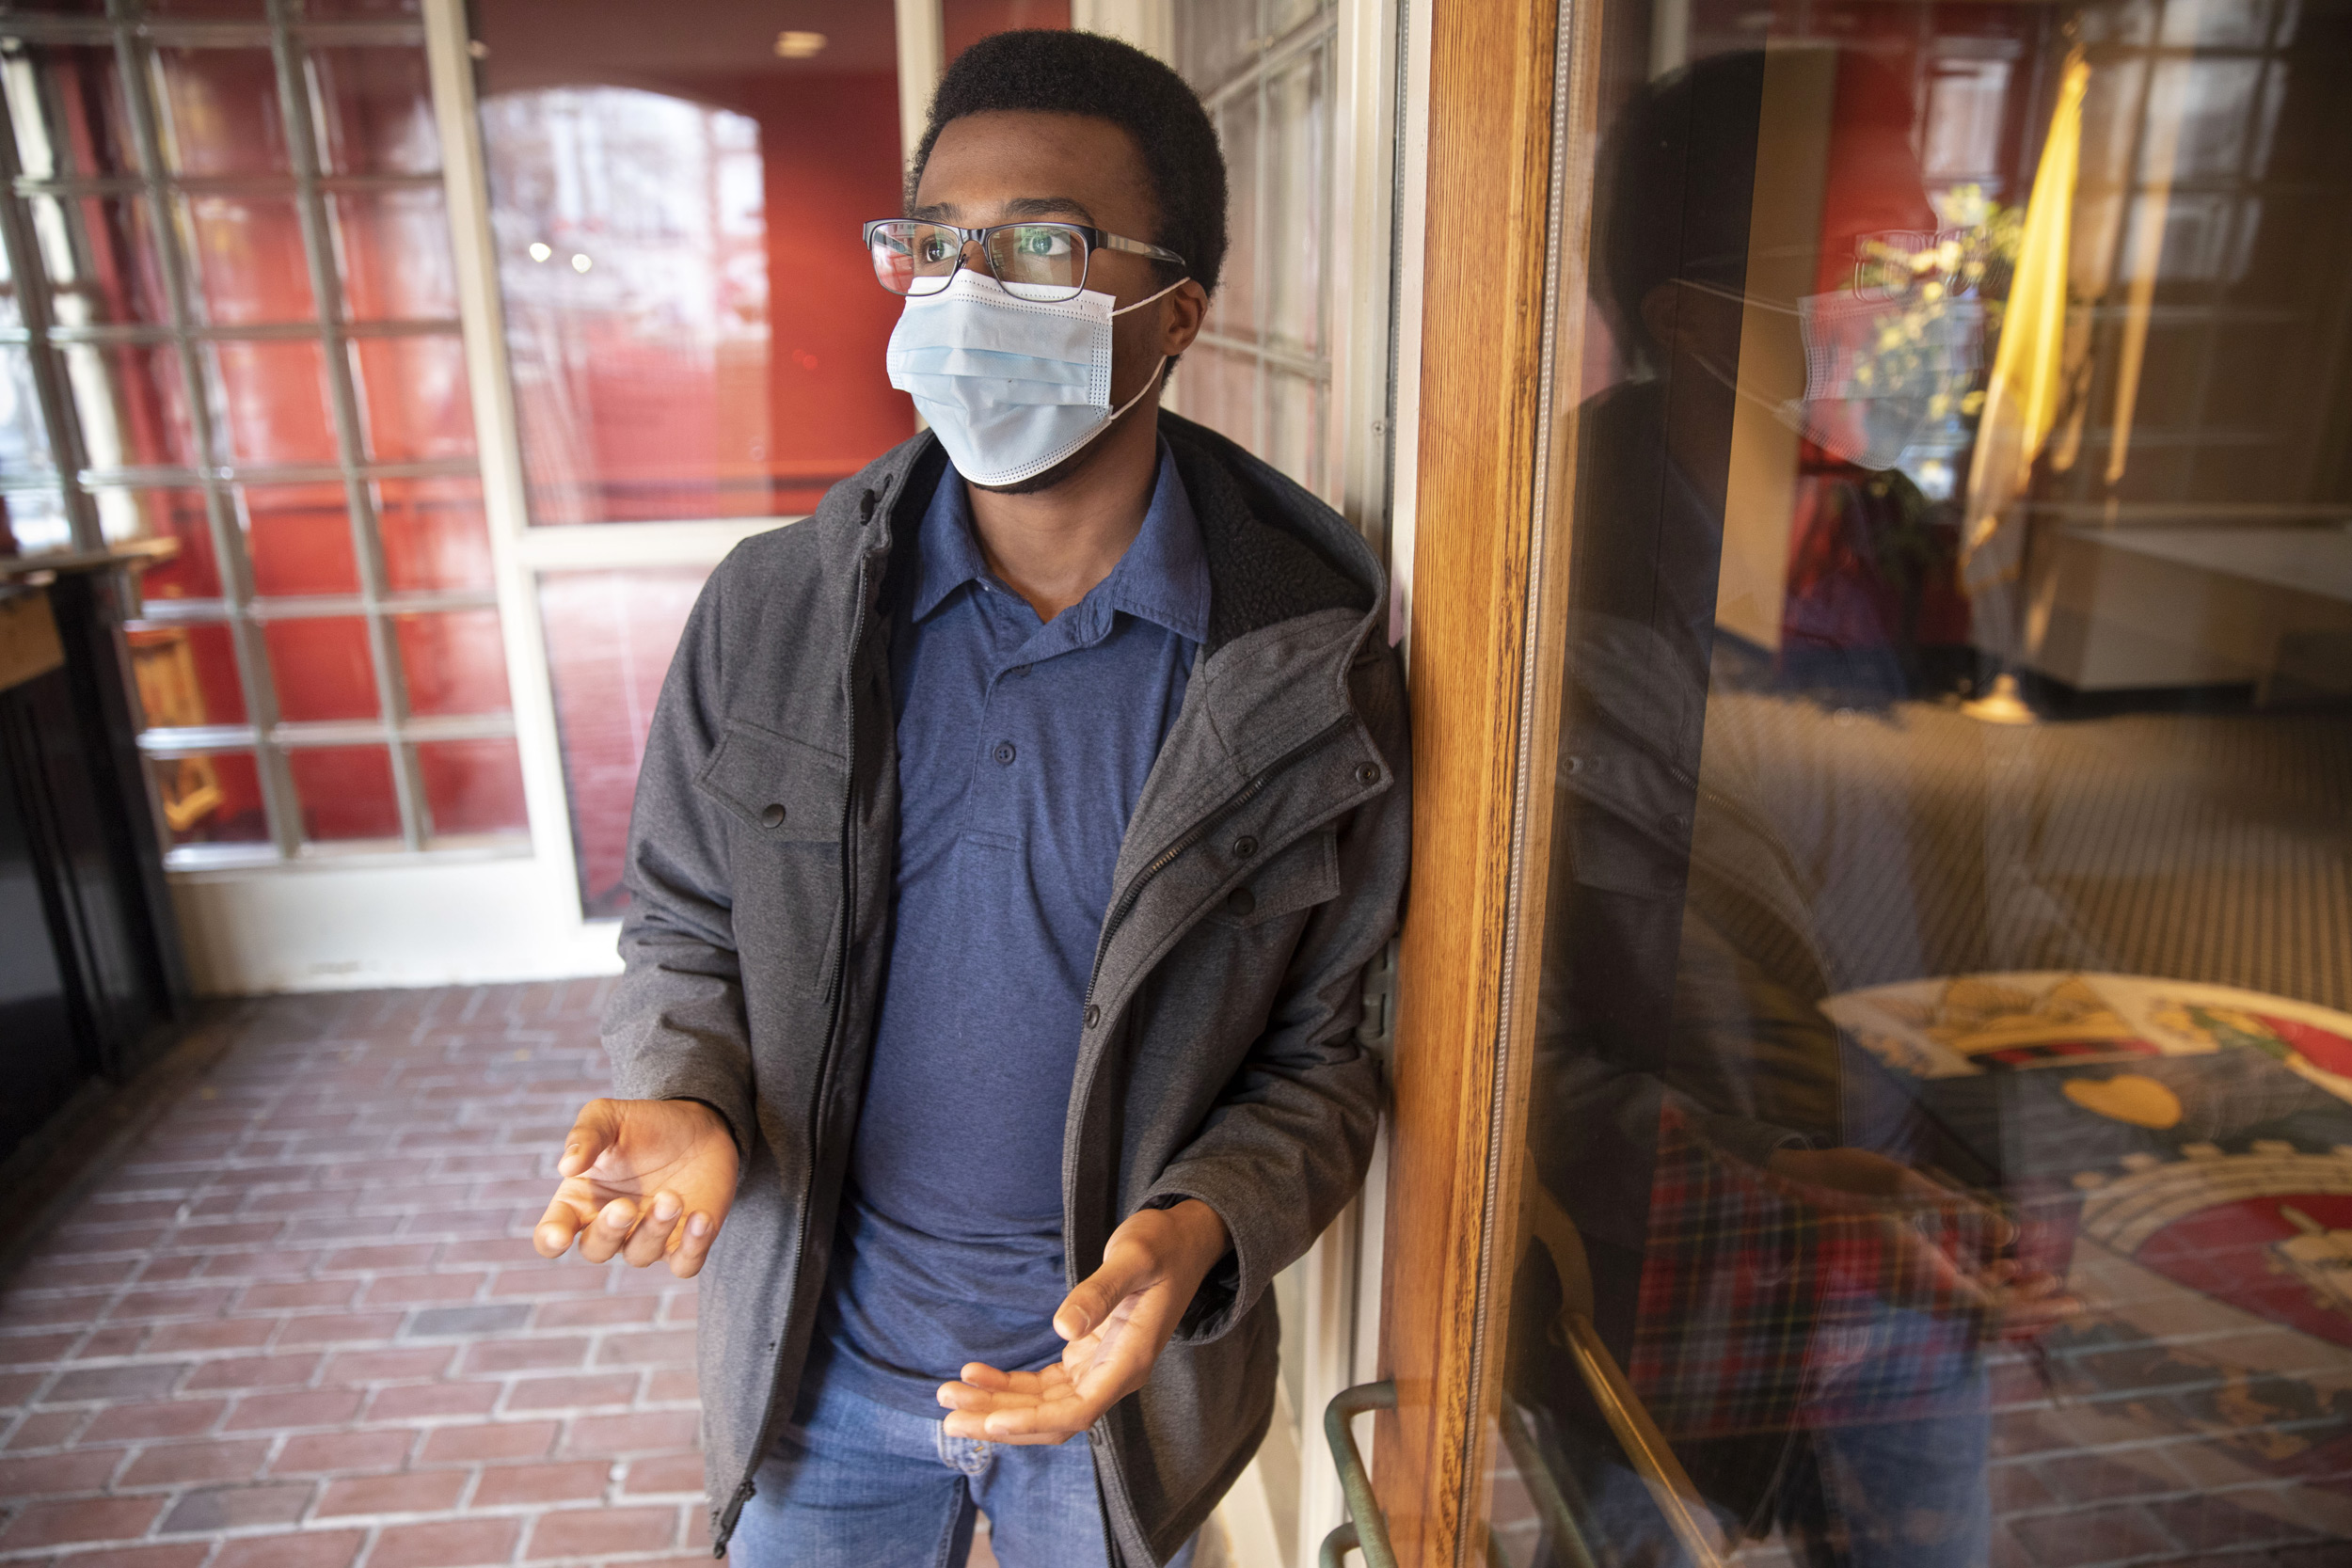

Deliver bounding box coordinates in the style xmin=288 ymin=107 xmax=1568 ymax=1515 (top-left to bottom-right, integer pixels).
xmin=0 ymin=984 xmax=718 ymax=1568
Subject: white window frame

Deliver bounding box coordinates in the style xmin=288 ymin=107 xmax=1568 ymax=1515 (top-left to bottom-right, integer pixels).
xmin=1141 ymin=3 xmax=1426 ymax=1565
xmin=174 ymin=0 xmax=809 ymax=991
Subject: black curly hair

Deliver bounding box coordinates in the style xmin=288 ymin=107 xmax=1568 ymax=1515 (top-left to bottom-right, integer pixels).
xmin=907 ymin=29 xmax=1228 ymax=298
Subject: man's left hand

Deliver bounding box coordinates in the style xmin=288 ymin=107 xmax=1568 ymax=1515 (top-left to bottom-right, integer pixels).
xmin=937 ymin=1198 xmax=1231 ymax=1445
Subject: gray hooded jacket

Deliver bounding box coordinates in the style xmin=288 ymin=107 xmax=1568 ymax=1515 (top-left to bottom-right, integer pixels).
xmin=601 ymin=412 xmax=1410 ymax=1566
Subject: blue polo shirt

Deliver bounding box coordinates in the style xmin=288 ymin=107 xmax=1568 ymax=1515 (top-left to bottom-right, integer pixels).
xmin=817 ymin=443 xmax=1210 ymax=1414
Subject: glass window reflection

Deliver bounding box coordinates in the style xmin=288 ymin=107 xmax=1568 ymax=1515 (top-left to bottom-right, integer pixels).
xmin=472 ymin=1 xmax=913 ymax=524
xmin=1493 ymin=1 xmax=2352 ymax=1564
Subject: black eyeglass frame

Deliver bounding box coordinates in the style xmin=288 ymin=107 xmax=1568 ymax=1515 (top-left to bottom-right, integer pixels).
xmin=862 ymin=218 xmax=1188 ymax=300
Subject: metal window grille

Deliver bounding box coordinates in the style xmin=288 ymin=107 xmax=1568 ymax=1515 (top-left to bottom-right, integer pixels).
xmin=0 ymin=0 xmax=512 ymax=867
xmin=2055 ymin=0 xmax=2337 ymax=504
xmin=1177 ymin=0 xmax=1341 ymax=499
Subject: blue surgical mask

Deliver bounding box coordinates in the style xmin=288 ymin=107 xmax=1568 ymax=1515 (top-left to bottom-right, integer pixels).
xmin=884 ymin=268 xmax=1186 ymax=487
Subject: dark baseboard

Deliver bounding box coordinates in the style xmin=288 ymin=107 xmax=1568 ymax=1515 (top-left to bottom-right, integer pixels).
xmin=0 ymin=1001 xmax=246 ymax=1289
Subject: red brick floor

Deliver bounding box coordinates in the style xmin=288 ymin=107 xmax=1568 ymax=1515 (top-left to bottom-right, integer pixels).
xmin=0 ymin=984 xmax=717 ymax=1568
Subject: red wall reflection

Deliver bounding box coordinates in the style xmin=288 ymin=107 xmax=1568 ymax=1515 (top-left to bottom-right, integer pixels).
xmin=480 ymin=2 xmax=916 ymax=523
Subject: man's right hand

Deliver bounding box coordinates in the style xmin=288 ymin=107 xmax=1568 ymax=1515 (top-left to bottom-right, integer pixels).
xmin=533 ymin=1098 xmax=739 ymax=1278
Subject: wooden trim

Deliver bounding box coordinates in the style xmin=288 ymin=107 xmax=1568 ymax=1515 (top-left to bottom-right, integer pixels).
xmin=1450 ymin=0 xmax=1618 ymax=1546
xmin=1374 ymin=0 xmax=1562 ymax=1562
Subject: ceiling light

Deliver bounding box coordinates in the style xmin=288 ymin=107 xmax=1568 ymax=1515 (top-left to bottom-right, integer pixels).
xmin=773 ymin=30 xmax=826 ymax=58
xmin=528 ymin=241 xmax=550 ymax=261
xmin=571 ymin=253 xmax=592 ymax=273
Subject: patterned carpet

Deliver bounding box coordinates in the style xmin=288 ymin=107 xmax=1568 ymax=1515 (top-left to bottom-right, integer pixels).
xmin=1691 ymin=668 xmax=2352 ymax=1011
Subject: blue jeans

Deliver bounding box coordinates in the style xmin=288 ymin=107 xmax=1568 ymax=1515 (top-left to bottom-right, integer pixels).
xmin=730 ymin=1366 xmax=1198 ymax=1568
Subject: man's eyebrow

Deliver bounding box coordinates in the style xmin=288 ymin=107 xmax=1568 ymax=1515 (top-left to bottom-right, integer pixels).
xmin=1003 ymin=196 xmax=1096 ymax=224
xmin=903 ymin=196 xmax=1100 ymax=227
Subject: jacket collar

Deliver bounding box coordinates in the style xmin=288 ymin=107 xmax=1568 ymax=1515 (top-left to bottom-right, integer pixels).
xmin=812 ymin=412 xmax=1388 ymax=793
xmin=816 ymin=410 xmax=1384 ymax=650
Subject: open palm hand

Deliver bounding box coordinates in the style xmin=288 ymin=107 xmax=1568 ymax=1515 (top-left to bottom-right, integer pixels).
xmin=936 ymin=1200 xmax=1230 ymax=1445
xmin=532 ymin=1098 xmax=739 ymax=1278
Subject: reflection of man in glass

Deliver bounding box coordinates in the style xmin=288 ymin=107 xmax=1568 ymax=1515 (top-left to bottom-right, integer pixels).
xmin=1511 ymin=49 xmax=2071 ymax=1568
xmin=517 ymin=32 xmax=1409 ymax=1568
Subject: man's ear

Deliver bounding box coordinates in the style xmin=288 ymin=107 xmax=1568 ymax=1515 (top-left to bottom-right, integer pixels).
xmin=1160 ymin=278 xmax=1210 ymax=357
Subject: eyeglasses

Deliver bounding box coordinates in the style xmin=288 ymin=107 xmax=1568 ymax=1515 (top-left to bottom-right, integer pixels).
xmin=863 ymin=218 xmax=1186 ymax=303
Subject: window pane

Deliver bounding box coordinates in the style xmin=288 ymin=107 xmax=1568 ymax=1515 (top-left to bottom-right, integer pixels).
xmin=204 ymin=340 xmax=340 ymax=467
xmin=475 ymin=3 xmax=911 ymax=526
xmin=1 ymin=344 xmax=56 ymax=480
xmin=1264 ymin=46 xmax=1327 ymax=359
xmin=262 ymin=614 xmax=377 ymax=721
xmin=1216 ymin=96 xmax=1259 ymax=342
xmin=1 ymin=44 xmax=136 ymax=182
xmin=100 ymin=488 xmax=220 ymax=599
xmin=1485 ymin=8 xmax=2352 ymax=1567
xmin=289 ymin=743 xmax=400 ymax=843
xmin=127 ymin=622 xmax=246 ymax=729
xmin=151 ymin=48 xmax=291 ymax=177
xmin=394 ymin=608 xmax=510 ymax=717
xmin=0 ymin=218 xmax=17 ymax=333
xmin=1 ymin=488 xmax=74 ymax=555
xmin=183 ymin=195 xmax=316 ymax=327
xmin=536 ymin=565 xmax=707 ymax=915
xmin=350 ymin=335 xmax=473 ymax=462
xmin=26 ymin=195 xmax=171 ymax=327
xmin=1263 ymin=368 xmax=1321 ymax=497
xmin=376 ymin=475 xmax=490 ymax=593
xmin=417 ymin=737 xmax=527 ymax=837
xmin=239 ymin=481 xmax=356 ymax=598
xmin=1172 ymin=341 xmax=1248 ymax=458
xmin=332 ymin=187 xmax=458 ymax=322
xmin=308 ymin=47 xmax=438 ymax=177
xmin=59 ymin=342 xmax=200 ymax=471
xmin=1266 ymin=0 xmax=1332 ymax=40
xmin=1174 ymin=0 xmax=1256 ymax=95
xmin=150 ymin=750 xmax=268 ymax=847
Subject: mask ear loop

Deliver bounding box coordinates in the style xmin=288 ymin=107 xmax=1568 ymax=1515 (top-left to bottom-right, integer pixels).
xmin=1109 ymin=276 xmax=1189 ymax=318
xmin=1102 ymin=275 xmax=1191 ymax=422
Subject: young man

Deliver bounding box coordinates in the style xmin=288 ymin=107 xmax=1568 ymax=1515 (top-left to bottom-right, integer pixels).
xmin=530 ymin=30 xmax=1409 ymax=1568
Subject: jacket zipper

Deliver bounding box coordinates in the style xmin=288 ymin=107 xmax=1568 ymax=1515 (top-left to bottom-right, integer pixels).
xmin=1073 ymin=707 xmax=1365 ymax=1565
xmin=713 ymin=542 xmax=875 ymax=1555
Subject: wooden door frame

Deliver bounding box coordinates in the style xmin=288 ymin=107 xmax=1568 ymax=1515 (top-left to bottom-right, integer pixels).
xmin=1375 ymin=0 xmax=1611 ymax=1560
xmin=1375 ymin=0 xmax=1559 ymax=1560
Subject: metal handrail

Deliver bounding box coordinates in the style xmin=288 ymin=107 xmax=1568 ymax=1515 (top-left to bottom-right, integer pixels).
xmin=1495 ymin=1397 xmax=1601 ymax=1568
xmin=1556 ymin=1311 xmax=1728 ymax=1568
xmin=1318 ymin=1379 xmax=1399 ymax=1568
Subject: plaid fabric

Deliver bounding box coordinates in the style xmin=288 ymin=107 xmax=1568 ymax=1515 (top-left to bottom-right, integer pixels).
xmin=1627 ymin=1103 xmax=1998 ymax=1440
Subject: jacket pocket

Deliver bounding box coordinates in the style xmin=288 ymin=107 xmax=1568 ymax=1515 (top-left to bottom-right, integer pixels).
xmin=1209 ymin=824 xmax=1341 ymax=929
xmin=694 ymin=721 xmax=846 ymax=842
xmin=695 ymin=721 xmax=846 ymax=996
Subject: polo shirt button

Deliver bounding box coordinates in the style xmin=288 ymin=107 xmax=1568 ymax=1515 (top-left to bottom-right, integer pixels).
xmin=1226 ymin=887 xmax=1256 ymax=918
xmin=993 ymin=741 xmax=1017 ymax=765
xmin=1232 ymin=835 xmax=1258 ymax=860
xmin=1084 ymin=1005 xmax=1101 ymax=1028
xmin=760 ymin=803 xmax=786 ymax=828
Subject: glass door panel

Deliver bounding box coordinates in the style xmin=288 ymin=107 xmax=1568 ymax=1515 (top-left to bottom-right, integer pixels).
xmin=467 ymin=1 xmax=1099 ymax=919
xmin=1470 ymin=1 xmax=2352 ymax=1565
xmin=0 ymin=2 xmax=520 ymax=863
xmin=471 ymin=0 xmax=913 ymax=526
